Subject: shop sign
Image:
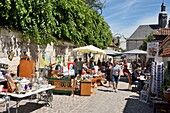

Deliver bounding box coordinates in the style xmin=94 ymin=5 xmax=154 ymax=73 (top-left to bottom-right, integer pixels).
xmin=147 ymin=42 xmax=159 ymax=58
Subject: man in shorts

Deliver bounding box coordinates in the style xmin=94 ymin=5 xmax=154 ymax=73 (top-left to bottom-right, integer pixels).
xmin=110 ymin=59 xmax=121 ymax=92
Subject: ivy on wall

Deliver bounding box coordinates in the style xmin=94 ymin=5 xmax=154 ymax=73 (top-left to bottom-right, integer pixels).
xmin=0 ymin=0 xmax=112 ymax=49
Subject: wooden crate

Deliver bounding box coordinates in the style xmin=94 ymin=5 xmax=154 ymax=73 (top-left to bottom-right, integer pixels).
xmin=80 ymin=81 xmax=91 ymax=96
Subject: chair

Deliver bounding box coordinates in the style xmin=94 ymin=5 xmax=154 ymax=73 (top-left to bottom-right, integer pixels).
xmin=0 ymin=95 xmax=10 ymax=113
xmin=0 ymin=98 xmax=6 ymax=111
xmin=130 ymin=77 xmax=138 ymax=91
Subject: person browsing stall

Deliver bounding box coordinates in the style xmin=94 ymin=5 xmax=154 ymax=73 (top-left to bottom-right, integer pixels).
xmin=132 ymin=67 xmax=144 ymax=92
xmin=105 ymin=61 xmax=112 ymax=87
xmin=110 ymin=59 xmax=121 ymax=92
xmin=123 ymin=65 xmax=131 ymax=89
xmin=73 ymin=58 xmax=78 ymax=78
xmin=76 ymin=58 xmax=84 ymax=76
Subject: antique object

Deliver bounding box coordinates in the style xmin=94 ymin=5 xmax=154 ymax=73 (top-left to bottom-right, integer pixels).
xmin=80 ymin=80 xmax=91 ymax=96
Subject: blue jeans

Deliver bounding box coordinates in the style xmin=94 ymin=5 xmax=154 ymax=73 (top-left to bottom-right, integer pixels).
xmin=112 ymin=75 xmax=119 ymax=83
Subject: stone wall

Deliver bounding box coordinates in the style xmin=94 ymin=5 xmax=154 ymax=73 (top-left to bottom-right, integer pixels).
xmin=0 ymin=28 xmax=81 ymax=74
xmin=0 ymin=29 xmax=56 ymax=73
xmin=0 ymin=28 xmax=22 ymax=73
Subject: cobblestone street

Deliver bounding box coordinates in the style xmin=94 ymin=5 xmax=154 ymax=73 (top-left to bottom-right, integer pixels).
xmin=0 ymin=77 xmax=152 ymax=113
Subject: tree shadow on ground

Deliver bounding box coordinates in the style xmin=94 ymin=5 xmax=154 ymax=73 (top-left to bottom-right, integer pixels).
xmin=2 ymin=102 xmax=44 ymax=113
xmin=123 ymin=95 xmax=153 ymax=113
xmin=118 ymin=89 xmax=131 ymax=92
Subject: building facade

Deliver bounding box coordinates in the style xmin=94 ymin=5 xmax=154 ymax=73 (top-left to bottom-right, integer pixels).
xmin=126 ymin=2 xmax=167 ymax=51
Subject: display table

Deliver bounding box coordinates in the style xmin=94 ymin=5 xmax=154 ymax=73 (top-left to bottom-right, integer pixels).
xmin=47 ymin=77 xmax=74 ymax=96
xmin=0 ymin=85 xmax=55 ymax=113
xmin=91 ymin=76 xmax=105 ymax=86
xmin=80 ymin=80 xmax=91 ymax=96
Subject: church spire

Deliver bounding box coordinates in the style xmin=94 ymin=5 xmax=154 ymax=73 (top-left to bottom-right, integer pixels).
xmin=158 ymin=1 xmax=167 ymax=28
xmin=161 ymin=1 xmax=166 ymax=12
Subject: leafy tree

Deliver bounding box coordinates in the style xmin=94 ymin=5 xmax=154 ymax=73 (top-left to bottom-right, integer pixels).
xmin=139 ymin=33 xmax=154 ymax=51
xmin=84 ymin=0 xmax=105 ymax=14
xmin=0 ymin=0 xmax=57 ymax=45
xmin=0 ymin=0 xmax=112 ymax=49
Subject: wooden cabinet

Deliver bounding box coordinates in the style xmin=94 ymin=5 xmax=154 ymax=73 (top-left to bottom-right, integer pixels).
xmin=80 ymin=81 xmax=91 ymax=96
xmin=19 ymin=60 xmax=35 ymax=78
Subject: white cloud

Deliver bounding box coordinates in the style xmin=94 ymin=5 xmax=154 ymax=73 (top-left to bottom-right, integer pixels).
xmin=102 ymin=0 xmax=170 ymax=38
xmin=104 ymin=11 xmax=125 ymax=20
xmin=104 ymin=0 xmax=141 ymax=21
xmin=121 ymin=0 xmax=138 ymax=9
xmin=109 ymin=14 xmax=158 ymax=38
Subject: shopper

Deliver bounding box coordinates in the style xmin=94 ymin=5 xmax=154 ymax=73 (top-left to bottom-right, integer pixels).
xmin=123 ymin=65 xmax=131 ymax=89
xmin=131 ymin=67 xmax=143 ymax=93
xmin=105 ymin=61 xmax=112 ymax=87
xmin=76 ymin=58 xmax=84 ymax=76
xmin=73 ymin=58 xmax=78 ymax=78
xmin=110 ymin=59 xmax=121 ymax=92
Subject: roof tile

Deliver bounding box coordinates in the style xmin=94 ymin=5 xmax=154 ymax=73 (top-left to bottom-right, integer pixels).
xmin=154 ymin=28 xmax=170 ymax=35
xmin=160 ymin=45 xmax=170 ymax=56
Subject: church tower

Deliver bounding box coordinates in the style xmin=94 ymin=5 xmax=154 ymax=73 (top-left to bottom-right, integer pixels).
xmin=158 ymin=2 xmax=167 ymax=28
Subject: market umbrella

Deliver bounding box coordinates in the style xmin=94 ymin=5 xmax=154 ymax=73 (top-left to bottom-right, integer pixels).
xmin=123 ymin=49 xmax=147 ymax=61
xmin=123 ymin=49 xmax=147 ymax=55
xmin=104 ymin=49 xmax=122 ymax=56
xmin=73 ymin=45 xmax=106 ymax=54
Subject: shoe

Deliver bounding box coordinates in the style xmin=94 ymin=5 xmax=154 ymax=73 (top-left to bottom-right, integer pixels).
xmin=115 ymin=89 xmax=118 ymax=93
xmin=113 ymin=87 xmax=116 ymax=92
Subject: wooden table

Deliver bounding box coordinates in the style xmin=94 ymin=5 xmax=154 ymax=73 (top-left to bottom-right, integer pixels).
xmin=91 ymin=76 xmax=105 ymax=86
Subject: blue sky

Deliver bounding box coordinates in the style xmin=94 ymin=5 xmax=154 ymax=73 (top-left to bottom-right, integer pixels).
xmin=101 ymin=0 xmax=170 ymax=38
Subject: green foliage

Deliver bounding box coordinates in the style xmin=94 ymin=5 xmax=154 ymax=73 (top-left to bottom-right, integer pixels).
xmin=0 ymin=0 xmax=112 ymax=49
xmin=139 ymin=33 xmax=154 ymax=51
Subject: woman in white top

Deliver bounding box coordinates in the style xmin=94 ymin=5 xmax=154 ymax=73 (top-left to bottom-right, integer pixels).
xmin=110 ymin=60 xmax=121 ymax=92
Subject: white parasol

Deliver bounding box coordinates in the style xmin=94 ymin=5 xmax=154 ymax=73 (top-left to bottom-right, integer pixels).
xmin=73 ymin=45 xmax=106 ymax=54
xmin=123 ymin=49 xmax=147 ymax=55
xmin=123 ymin=49 xmax=147 ymax=61
xmin=104 ymin=49 xmax=122 ymax=56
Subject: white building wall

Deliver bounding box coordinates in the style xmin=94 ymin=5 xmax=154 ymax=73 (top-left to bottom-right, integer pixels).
xmin=119 ymin=37 xmax=126 ymax=50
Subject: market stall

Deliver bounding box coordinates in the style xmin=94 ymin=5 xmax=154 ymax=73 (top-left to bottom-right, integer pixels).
xmin=0 ymin=68 xmax=55 ymax=113
xmin=47 ymin=77 xmax=75 ymax=96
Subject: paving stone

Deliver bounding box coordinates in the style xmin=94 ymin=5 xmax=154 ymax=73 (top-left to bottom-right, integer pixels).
xmin=0 ymin=79 xmax=152 ymax=113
